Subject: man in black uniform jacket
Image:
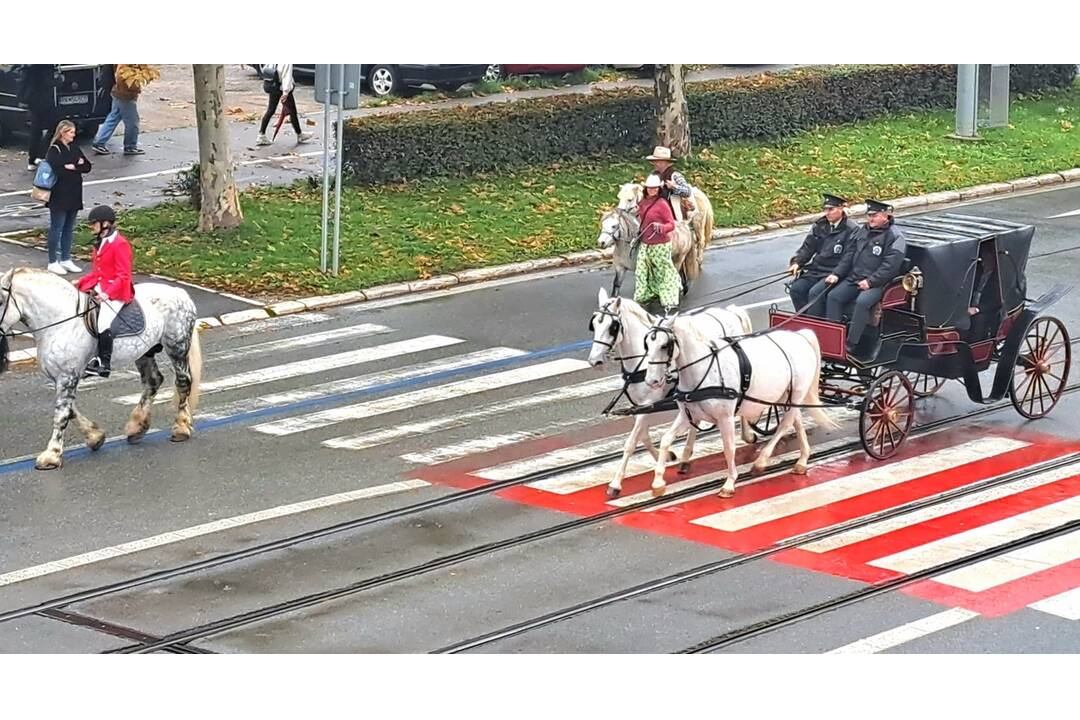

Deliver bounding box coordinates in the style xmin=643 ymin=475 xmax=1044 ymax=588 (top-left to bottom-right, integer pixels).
xmin=788 ymin=193 xmax=860 ymax=317
xmin=825 ymin=199 xmax=907 ymax=361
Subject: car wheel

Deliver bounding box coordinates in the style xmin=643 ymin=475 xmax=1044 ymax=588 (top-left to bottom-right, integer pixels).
xmin=77 ymin=122 xmax=100 ymax=141
xmin=483 ymin=65 xmax=502 ymax=82
xmin=367 ymin=65 xmax=401 ymax=97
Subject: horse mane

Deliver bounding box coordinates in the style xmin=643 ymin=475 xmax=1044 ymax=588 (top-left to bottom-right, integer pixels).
xmin=617 ymin=297 xmax=655 ymax=327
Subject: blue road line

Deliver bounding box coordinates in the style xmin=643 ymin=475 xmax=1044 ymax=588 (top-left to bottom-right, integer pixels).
xmin=0 ymin=339 xmax=593 ymax=476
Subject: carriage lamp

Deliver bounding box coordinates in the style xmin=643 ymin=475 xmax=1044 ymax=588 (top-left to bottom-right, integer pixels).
xmin=902 ymin=267 xmax=924 ymax=295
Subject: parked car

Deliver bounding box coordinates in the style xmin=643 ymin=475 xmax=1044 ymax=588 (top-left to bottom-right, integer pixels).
xmin=254 ymin=64 xmax=489 ymax=97
xmin=0 ymin=64 xmax=113 ymax=145
xmin=483 ymin=64 xmax=588 ymax=81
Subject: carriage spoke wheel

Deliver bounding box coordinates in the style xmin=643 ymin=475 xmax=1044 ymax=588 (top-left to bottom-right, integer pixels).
xmin=903 ymin=372 xmax=947 ymax=398
xmin=749 ymin=403 xmax=783 ymax=438
xmin=859 ymin=370 xmax=915 ymax=460
xmin=1009 ymin=316 xmax=1071 ymax=420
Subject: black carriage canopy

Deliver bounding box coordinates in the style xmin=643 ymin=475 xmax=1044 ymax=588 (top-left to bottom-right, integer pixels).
xmin=893 ymin=213 xmax=1032 ymax=329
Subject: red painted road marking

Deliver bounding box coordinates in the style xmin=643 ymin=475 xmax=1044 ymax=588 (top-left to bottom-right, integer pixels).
xmin=410 ymin=422 xmax=1080 ymax=617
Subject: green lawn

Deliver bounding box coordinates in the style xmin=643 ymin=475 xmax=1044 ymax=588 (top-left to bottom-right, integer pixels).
xmin=66 ymin=80 xmax=1080 ymax=299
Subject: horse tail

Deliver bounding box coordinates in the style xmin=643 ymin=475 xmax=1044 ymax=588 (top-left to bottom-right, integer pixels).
xmin=799 ymin=330 xmax=838 ymax=430
xmin=186 ymin=324 xmax=203 ymax=414
xmin=725 ymin=304 xmax=753 ymax=335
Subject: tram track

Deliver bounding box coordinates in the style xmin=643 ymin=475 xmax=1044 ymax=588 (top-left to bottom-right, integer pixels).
xmin=9 ymin=341 xmax=1078 ymax=652
xmin=107 ymin=378 xmax=1080 ymax=653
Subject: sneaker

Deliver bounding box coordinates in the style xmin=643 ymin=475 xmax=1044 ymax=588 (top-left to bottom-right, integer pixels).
xmin=123 ymin=147 xmax=145 ymax=156
xmin=60 ymin=259 xmax=82 ymax=273
xmin=91 ymin=144 xmax=111 ymax=155
xmin=255 ymin=134 xmax=272 ymax=146
xmin=296 ymin=132 xmax=313 ymax=144
xmin=46 ymin=262 xmax=67 ymax=275
xmin=27 ymin=163 xmax=36 ymax=172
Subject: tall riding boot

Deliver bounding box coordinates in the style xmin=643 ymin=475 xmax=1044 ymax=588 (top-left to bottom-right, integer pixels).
xmin=85 ymin=330 xmax=114 ymax=378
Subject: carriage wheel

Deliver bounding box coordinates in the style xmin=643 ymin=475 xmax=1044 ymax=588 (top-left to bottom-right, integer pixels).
xmin=903 ymin=372 xmax=947 ymax=398
xmin=749 ymin=404 xmax=783 ymax=438
xmin=859 ymin=370 xmax=915 ymax=460
xmin=1009 ymin=316 xmax=1071 ymax=420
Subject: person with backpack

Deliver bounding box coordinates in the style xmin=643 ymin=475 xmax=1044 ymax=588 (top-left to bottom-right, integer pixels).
xmin=44 ymin=120 xmax=92 ymax=275
xmin=19 ymin=64 xmax=60 ymax=171
xmin=256 ymin=64 xmax=312 ymax=147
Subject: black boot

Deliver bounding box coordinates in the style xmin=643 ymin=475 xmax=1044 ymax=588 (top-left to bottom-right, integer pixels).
xmin=85 ymin=330 xmax=113 ymax=378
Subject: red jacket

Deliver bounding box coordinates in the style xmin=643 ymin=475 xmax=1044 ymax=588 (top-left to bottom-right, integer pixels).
xmin=77 ymin=232 xmax=135 ymax=303
xmin=638 ymin=196 xmax=675 ymax=245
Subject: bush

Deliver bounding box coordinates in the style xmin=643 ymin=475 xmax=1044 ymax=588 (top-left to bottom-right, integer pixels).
xmin=342 ymin=64 xmax=1078 ymax=185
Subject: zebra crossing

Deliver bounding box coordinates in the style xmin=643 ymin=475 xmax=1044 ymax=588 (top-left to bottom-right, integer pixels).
xmin=81 ymin=314 xmax=1080 ymax=625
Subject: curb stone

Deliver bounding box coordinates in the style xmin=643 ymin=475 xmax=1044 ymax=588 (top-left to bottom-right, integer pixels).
xmin=7 ymin=166 xmax=1080 ymax=368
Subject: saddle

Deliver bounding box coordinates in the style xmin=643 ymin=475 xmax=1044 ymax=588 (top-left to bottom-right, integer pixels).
xmin=81 ymin=293 xmax=146 ymax=338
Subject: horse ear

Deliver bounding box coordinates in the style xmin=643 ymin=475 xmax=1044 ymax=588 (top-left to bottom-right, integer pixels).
xmin=611 ymin=296 xmax=621 ymax=310
xmin=0 ymin=269 xmax=12 ymax=292
xmin=598 ymin=287 xmax=609 ymax=305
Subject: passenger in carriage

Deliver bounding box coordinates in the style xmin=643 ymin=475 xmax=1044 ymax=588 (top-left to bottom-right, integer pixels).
xmin=965 ymin=243 xmax=1003 ymax=343
xmin=824 ymin=199 xmax=907 ymax=361
xmin=787 ymin=193 xmax=859 ymax=316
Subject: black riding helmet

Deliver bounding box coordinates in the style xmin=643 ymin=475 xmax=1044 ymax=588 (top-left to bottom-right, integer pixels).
xmin=87 ymin=205 xmax=117 ymax=224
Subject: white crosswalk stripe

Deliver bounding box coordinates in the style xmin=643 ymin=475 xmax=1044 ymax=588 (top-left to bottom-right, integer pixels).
xmin=206 ymin=323 xmax=393 ymax=362
xmin=253 ymin=358 xmax=591 ymax=436
xmin=799 ymin=459 xmax=1080 ymax=553
xmin=691 ymin=438 xmax=1029 ymax=533
xmin=825 ymin=609 xmax=980 ymax=654
xmin=400 ymin=417 xmax=600 ymax=465
xmin=198 ymin=347 xmax=525 ymax=421
xmin=1030 ymin=586 xmax=1080 ymax=620
xmin=324 ymin=376 xmax=621 ymax=452
xmin=113 ymin=335 xmax=466 ymax=406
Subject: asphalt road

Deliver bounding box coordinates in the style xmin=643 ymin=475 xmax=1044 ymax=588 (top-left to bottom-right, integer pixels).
xmin=2 ymin=184 xmax=1080 ymax=652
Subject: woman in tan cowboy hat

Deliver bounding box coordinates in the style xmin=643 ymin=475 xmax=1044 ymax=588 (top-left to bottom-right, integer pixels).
xmin=645 ymin=145 xmax=694 ymax=219
xmin=635 ymin=173 xmax=682 ymax=313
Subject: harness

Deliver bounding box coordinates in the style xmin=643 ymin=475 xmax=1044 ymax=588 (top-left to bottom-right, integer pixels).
xmin=590 ymin=303 xmax=679 ymax=416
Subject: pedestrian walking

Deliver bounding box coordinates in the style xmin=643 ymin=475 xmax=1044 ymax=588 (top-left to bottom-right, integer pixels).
xmin=43 ymin=120 xmax=92 ymax=275
xmin=91 ymin=64 xmax=158 ymax=156
xmin=256 ymin=64 xmax=313 ymax=146
xmin=634 ymin=174 xmax=682 ymax=313
xmin=19 ymin=64 xmax=60 ymax=171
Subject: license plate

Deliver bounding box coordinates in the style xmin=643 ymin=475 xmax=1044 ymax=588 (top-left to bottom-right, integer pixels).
xmin=59 ymin=94 xmax=88 ymax=106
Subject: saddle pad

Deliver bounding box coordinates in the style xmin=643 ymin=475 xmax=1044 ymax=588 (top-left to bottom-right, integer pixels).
xmin=84 ymin=295 xmax=146 ymax=338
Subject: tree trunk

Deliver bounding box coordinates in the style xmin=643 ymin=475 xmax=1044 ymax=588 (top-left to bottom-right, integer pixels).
xmin=653 ymin=64 xmax=691 ymax=157
xmin=192 ymin=64 xmax=242 ymax=231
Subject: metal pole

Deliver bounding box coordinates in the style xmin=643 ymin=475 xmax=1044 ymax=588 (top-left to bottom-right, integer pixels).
xmin=333 ymin=63 xmax=345 ymax=277
xmin=989 ymin=64 xmax=1010 ymax=128
xmin=955 ymin=64 xmax=979 ymax=138
xmin=320 ymin=64 xmax=331 ymax=273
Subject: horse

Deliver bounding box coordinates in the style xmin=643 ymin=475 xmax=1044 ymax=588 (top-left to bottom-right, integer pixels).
xmin=587 ymin=287 xmax=755 ymax=498
xmin=641 ymin=315 xmax=836 ymax=498
xmin=0 ymin=268 xmax=202 ymax=470
xmin=617 ymin=181 xmax=714 ymax=271
xmin=596 ymin=206 xmax=700 ymax=302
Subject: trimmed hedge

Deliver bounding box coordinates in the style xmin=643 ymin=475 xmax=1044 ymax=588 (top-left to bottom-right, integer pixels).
xmin=342 ymin=64 xmax=1078 ymax=185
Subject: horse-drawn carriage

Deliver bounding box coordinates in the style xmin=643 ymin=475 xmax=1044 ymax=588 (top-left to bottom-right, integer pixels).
xmin=766 ymin=213 xmax=1072 ymax=459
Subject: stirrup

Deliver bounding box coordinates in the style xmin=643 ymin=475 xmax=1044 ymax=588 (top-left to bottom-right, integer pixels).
xmin=84 ymin=357 xmax=111 ymax=378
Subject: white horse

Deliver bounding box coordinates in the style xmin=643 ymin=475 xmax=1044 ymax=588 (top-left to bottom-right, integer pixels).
xmin=588 ymin=287 xmax=755 ymax=498
xmin=596 ymin=206 xmax=700 ymax=301
xmin=642 ymin=316 xmax=835 ymax=498
xmin=0 ymin=268 xmax=202 ymax=470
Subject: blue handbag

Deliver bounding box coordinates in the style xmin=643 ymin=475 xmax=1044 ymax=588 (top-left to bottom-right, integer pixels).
xmin=34 ymin=158 xmax=56 ymax=190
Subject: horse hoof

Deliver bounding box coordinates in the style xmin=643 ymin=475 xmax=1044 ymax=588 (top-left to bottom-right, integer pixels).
xmin=667 ymin=451 xmax=678 ymax=464
xmin=651 ymin=485 xmax=666 ymax=498
xmin=170 ymin=430 xmax=191 ymax=443
xmin=126 ymin=431 xmax=146 ymax=445
xmin=678 ymin=462 xmax=692 ymax=475
xmin=34 ymin=455 xmax=61 ymax=471
xmin=87 ymin=433 xmax=106 ymax=452
xmin=719 ymin=487 xmax=735 ymax=498
xmin=606 ymin=486 xmax=622 ymax=499
xmin=750 ymin=464 xmax=766 ymax=476
xmin=793 ymin=463 xmax=808 ymax=476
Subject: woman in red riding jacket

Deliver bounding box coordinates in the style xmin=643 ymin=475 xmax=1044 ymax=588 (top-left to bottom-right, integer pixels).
xmin=634 ymin=174 xmax=682 ymax=313
xmin=76 ymin=205 xmax=134 ymax=377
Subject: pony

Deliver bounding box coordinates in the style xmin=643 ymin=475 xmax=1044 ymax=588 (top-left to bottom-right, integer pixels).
xmin=587 ymin=287 xmax=755 ymax=498
xmin=641 ymin=315 xmax=836 ymax=498
xmin=596 ymin=206 xmax=701 ymax=302
xmin=0 ymin=268 xmax=202 ymax=470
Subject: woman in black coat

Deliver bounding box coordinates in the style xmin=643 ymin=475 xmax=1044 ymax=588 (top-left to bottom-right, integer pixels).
xmin=44 ymin=120 xmax=92 ymax=274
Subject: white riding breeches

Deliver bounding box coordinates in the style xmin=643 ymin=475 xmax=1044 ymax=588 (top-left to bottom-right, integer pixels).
xmin=96 ymin=290 xmax=124 ymax=333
